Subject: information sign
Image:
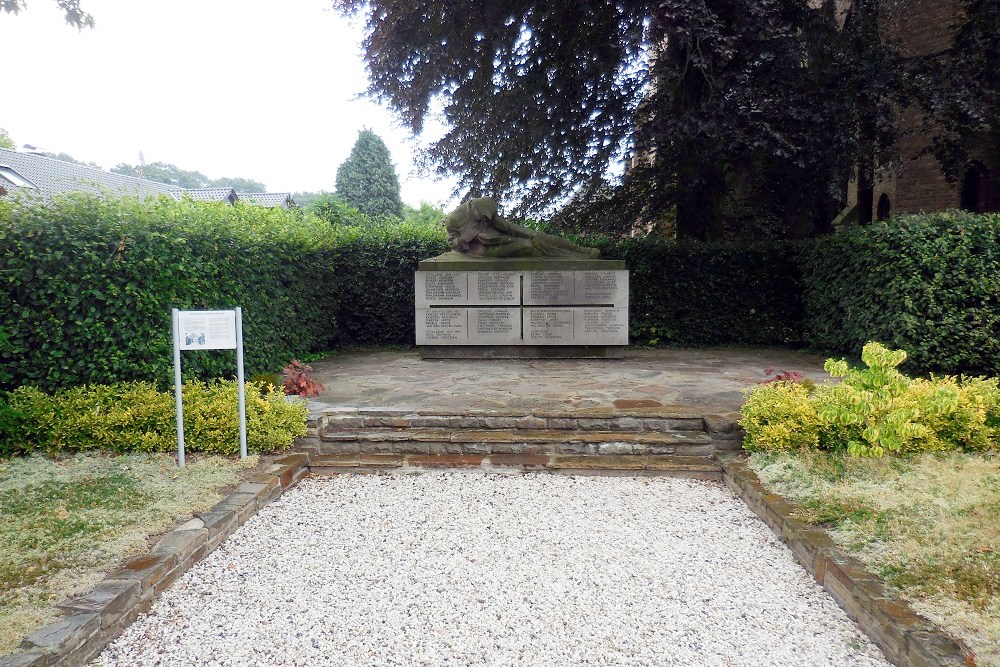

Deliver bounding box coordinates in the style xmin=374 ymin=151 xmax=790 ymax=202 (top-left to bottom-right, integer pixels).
xmin=177 ymin=310 xmax=238 ymax=350
xmin=171 ymin=308 xmax=247 ymax=467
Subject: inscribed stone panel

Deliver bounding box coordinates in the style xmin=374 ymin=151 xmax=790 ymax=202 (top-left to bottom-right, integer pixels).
xmin=468 ymin=308 xmax=522 ymax=345
xmin=414 ymin=272 xmax=469 ymax=308
xmin=574 ymin=307 xmax=629 ymax=345
xmin=524 ymin=308 xmax=575 ymax=344
xmin=575 ymin=270 xmax=628 ymax=306
xmin=415 ymin=308 xmax=468 ymax=344
xmin=523 ymin=271 xmax=575 ymax=305
xmin=467 ymin=271 xmax=521 ymax=305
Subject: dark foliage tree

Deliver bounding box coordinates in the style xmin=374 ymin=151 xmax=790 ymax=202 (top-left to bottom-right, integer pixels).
xmin=333 ymin=0 xmax=902 ymax=239
xmin=111 ymin=162 xmax=266 ymax=192
xmin=215 ymin=177 xmax=268 ymax=193
xmin=310 ymin=193 xmax=373 ymax=226
xmin=292 ymin=191 xmax=330 ymax=209
xmin=335 ymin=129 xmax=404 ymax=219
xmin=1 ymin=0 xmax=93 ymax=28
xmin=909 ymin=0 xmax=1000 ymax=181
xmin=43 ymin=151 xmax=101 ymax=168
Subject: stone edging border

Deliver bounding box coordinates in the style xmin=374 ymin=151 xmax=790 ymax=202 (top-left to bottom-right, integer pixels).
xmin=717 ymin=454 xmax=977 ymax=667
xmin=0 ymin=452 xmax=313 ymax=667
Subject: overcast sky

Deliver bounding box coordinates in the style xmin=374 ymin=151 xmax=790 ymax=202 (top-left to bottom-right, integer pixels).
xmin=0 ymin=0 xmax=459 ymax=207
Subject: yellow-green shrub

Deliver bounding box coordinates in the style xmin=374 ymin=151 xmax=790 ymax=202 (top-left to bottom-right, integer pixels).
xmin=740 ymin=381 xmax=821 ymax=451
xmin=182 ymin=380 xmax=306 ymax=456
xmin=936 ymin=376 xmax=1000 ymax=452
xmin=2 ymin=380 xmax=306 ymax=456
xmin=742 ymin=342 xmax=1000 ymax=456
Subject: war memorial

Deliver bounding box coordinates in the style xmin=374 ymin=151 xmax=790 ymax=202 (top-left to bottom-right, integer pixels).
xmin=415 ymin=197 xmax=629 ymax=358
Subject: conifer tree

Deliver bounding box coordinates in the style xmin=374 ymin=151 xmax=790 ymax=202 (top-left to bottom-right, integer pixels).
xmin=335 ymin=129 xmax=404 ymax=219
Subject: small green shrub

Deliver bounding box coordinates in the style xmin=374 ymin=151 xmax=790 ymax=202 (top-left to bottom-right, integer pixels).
xmin=0 ymin=398 xmax=25 ymax=457
xmin=2 ymin=380 xmax=306 ymax=457
xmin=182 ymin=380 xmax=306 ymax=456
xmin=741 ymin=381 xmax=821 ymax=451
xmin=742 ymin=342 xmax=1000 ymax=457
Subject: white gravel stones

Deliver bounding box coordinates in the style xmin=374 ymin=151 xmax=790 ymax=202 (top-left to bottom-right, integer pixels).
xmin=92 ymin=472 xmax=890 ymax=667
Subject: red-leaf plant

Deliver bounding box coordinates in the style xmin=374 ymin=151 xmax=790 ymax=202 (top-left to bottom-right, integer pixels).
xmin=761 ymin=367 xmax=805 ymax=384
xmin=282 ymin=360 xmax=325 ymax=398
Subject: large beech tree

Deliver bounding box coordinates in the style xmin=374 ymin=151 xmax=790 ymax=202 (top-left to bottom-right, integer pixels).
xmin=1 ymin=0 xmax=93 ymax=27
xmin=333 ymin=0 xmax=902 ymax=238
xmin=911 ymin=0 xmax=1000 ymax=182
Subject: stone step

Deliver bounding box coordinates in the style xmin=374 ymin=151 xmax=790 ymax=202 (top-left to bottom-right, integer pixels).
xmin=315 ymin=428 xmax=716 ymax=457
xmin=309 ymin=453 xmax=722 ymax=481
xmin=315 ymin=408 xmax=712 ymax=434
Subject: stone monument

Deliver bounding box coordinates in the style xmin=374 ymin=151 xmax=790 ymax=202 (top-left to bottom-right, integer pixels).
xmin=416 ymin=198 xmax=628 ymax=358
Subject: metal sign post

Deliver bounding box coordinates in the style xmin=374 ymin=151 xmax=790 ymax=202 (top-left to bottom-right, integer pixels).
xmin=171 ymin=307 xmax=247 ymax=468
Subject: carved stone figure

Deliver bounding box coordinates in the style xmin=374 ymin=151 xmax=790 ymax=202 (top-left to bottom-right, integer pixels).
xmin=444 ymin=197 xmax=600 ymax=259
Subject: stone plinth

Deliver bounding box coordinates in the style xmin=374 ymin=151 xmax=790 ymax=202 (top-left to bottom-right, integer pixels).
xmin=415 ymin=253 xmax=628 ymax=358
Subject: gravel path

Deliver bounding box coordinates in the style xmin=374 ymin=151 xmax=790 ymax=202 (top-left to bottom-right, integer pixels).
xmin=93 ymin=472 xmax=890 ymax=667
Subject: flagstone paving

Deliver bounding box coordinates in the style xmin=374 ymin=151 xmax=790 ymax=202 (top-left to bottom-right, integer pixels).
xmin=305 ymin=347 xmax=830 ymax=415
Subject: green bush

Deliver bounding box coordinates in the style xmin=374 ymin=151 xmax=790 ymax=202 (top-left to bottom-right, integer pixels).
xmin=741 ymin=342 xmax=1000 ymax=457
xmin=0 ymin=196 xmax=342 ymax=390
xmin=600 ymin=238 xmax=804 ymax=346
xmin=328 ymin=220 xmax=447 ymax=347
xmin=740 ymin=381 xmax=821 ymax=451
xmin=0 ymin=397 xmax=25 ymax=457
xmin=2 ymin=380 xmax=306 ymax=456
xmin=803 ymin=212 xmax=1000 ymax=376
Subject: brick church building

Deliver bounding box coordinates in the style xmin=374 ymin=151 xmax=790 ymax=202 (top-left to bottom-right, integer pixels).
xmin=846 ymin=0 xmax=1000 ymax=223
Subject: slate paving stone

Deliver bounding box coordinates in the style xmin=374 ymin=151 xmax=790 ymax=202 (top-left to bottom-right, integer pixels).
xmin=305 ymin=348 xmax=829 ymax=414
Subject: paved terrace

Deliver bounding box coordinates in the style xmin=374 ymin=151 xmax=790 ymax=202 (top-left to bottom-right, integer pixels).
xmin=305 ymin=347 xmax=831 ymax=417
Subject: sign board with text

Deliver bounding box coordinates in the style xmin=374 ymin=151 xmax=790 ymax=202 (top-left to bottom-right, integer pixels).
xmin=171 ymin=308 xmax=247 ymax=467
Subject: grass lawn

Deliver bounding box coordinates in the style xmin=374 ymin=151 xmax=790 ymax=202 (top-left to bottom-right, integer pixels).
xmin=749 ymin=450 xmax=1000 ymax=666
xmin=0 ymin=452 xmax=260 ymax=655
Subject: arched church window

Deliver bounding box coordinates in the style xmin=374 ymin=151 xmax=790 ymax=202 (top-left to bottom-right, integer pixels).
xmin=877 ymin=193 xmax=891 ymax=221
xmin=961 ymin=162 xmax=990 ymax=213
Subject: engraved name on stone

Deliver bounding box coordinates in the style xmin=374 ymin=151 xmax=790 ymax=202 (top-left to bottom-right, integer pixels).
xmin=576 ymin=307 xmax=629 ymax=345
xmin=469 ymin=271 xmax=519 ymax=304
xmin=576 ymin=270 xmax=627 ymax=306
xmin=469 ymin=308 xmax=522 ymax=345
xmin=415 ymin=272 xmax=468 ymax=307
xmin=418 ymin=308 xmax=467 ymax=343
xmin=476 ymin=309 xmax=514 ymax=334
xmin=524 ymin=271 xmax=574 ymax=305
xmin=525 ymin=308 xmax=575 ymax=344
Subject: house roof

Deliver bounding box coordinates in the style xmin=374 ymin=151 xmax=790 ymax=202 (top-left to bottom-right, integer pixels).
xmin=0 ymin=149 xmax=295 ymax=208
xmin=237 ymin=192 xmax=297 ymax=208
xmin=174 ymin=187 xmax=238 ymax=204
xmin=0 ymin=147 xmax=179 ymax=201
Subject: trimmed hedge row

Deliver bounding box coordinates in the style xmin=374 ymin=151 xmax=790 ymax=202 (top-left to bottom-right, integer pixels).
xmin=330 ymin=223 xmax=447 ymax=347
xmin=0 ymin=196 xmax=341 ymax=389
xmin=2 ymin=195 xmax=998 ymax=390
xmin=600 ymin=238 xmax=804 ymax=346
xmin=802 ymin=211 xmax=1000 ymax=376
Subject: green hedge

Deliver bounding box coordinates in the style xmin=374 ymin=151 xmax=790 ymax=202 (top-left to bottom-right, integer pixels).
xmin=328 ymin=221 xmax=447 ymax=347
xmin=4 ymin=194 xmax=997 ymax=390
xmin=0 ymin=196 xmax=341 ymax=389
xmin=802 ymin=212 xmax=1000 ymax=376
xmin=600 ymin=238 xmax=804 ymax=346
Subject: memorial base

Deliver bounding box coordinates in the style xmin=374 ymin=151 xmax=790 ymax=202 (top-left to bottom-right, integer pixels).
xmin=415 ymin=253 xmax=629 ymax=357
xmin=420 ymin=345 xmax=626 ymax=360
